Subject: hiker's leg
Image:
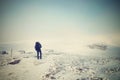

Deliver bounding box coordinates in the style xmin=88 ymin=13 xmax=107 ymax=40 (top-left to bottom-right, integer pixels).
xmin=37 ymin=51 xmax=39 ymax=59
xmin=40 ymin=50 xmax=42 ymax=59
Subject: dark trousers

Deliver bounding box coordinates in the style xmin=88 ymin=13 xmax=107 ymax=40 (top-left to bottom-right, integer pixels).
xmin=37 ymin=50 xmax=42 ymax=59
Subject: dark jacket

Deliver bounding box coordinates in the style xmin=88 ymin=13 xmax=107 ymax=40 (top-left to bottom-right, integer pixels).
xmin=35 ymin=42 xmax=42 ymax=51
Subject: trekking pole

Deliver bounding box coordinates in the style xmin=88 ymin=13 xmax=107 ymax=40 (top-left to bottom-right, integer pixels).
xmin=11 ymin=48 xmax=12 ymax=58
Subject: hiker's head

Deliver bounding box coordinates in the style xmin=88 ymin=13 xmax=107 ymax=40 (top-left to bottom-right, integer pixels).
xmin=35 ymin=42 xmax=40 ymax=45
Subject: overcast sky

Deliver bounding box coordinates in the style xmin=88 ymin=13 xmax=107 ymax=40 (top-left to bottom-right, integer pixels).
xmin=0 ymin=0 xmax=120 ymax=46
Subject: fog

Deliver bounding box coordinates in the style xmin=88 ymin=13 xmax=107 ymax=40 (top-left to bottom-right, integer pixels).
xmin=0 ymin=0 xmax=120 ymax=53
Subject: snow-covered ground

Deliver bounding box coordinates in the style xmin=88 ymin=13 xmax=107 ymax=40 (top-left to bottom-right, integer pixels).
xmin=0 ymin=43 xmax=120 ymax=80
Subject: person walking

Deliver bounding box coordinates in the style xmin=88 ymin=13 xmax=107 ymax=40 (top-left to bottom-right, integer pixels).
xmin=35 ymin=42 xmax=42 ymax=59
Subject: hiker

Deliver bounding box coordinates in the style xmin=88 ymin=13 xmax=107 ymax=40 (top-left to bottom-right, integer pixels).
xmin=35 ymin=42 xmax=42 ymax=59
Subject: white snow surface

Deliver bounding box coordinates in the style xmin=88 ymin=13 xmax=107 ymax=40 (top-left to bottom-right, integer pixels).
xmin=0 ymin=48 xmax=120 ymax=80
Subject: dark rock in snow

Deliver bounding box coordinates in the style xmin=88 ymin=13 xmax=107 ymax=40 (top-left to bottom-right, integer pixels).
xmin=8 ymin=72 xmax=14 ymax=76
xmin=0 ymin=51 xmax=8 ymax=55
xmin=91 ymin=77 xmax=103 ymax=80
xmin=45 ymin=73 xmax=51 ymax=78
xmin=50 ymin=76 xmax=56 ymax=79
xmin=8 ymin=60 xmax=21 ymax=65
xmin=88 ymin=43 xmax=107 ymax=50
